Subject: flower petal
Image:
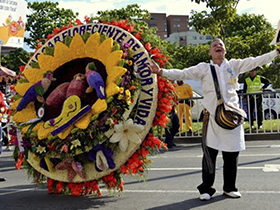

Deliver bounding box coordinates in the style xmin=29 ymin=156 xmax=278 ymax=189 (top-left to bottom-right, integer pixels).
xmin=127 ymin=131 xmax=142 ymax=144
xmin=109 ymin=132 xmax=122 ymax=143
xmin=130 ymin=124 xmax=144 ymax=133
xmin=114 ymin=123 xmax=124 ymax=133
xmin=124 ymin=118 xmax=133 ymax=129
xmin=119 ymin=136 xmax=129 ymax=152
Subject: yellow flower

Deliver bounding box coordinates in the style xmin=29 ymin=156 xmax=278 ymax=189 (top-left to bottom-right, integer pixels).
xmin=12 ymin=102 xmax=38 ymax=123
xmin=37 ymin=145 xmax=46 ymax=154
xmin=70 ymin=139 xmax=81 ymax=150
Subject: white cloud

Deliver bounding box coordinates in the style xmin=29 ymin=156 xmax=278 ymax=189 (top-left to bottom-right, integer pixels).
xmin=30 ymin=0 xmax=280 ymax=28
xmin=234 ymin=0 xmax=279 ymax=27
xmin=58 ymin=0 xmax=116 ymax=20
xmin=135 ymin=0 xmax=208 ymax=16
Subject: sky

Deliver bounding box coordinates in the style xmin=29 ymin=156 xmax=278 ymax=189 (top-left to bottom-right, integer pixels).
xmin=23 ymin=0 xmax=279 ymax=51
xmin=26 ymin=0 xmax=280 ymax=28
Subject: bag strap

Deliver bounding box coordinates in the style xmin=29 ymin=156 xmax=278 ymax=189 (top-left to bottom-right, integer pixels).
xmin=210 ymin=65 xmax=223 ymax=104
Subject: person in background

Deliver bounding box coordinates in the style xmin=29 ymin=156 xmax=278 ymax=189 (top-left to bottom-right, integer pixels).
xmin=0 ymin=91 xmax=6 ymax=182
xmin=243 ymin=67 xmax=270 ymax=129
xmin=174 ymin=80 xmax=193 ymax=133
xmin=165 ymin=105 xmax=180 ymax=149
xmin=147 ymin=38 xmax=280 ymax=201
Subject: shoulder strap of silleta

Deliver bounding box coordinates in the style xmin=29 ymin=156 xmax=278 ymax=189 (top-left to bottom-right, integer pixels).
xmin=210 ymin=64 xmax=222 ymax=103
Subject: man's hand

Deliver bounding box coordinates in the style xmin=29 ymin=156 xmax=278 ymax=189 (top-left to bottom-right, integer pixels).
xmin=146 ymin=60 xmax=163 ymax=75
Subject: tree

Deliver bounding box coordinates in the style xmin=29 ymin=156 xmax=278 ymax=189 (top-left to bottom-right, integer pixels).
xmin=93 ymin=4 xmax=173 ymax=68
xmin=226 ymin=13 xmax=275 ymax=39
xmin=1 ymin=48 xmax=30 ymax=73
xmin=189 ymin=0 xmax=240 ymax=40
xmin=182 ymin=0 xmax=278 ymax=86
xmin=93 ymin=4 xmax=151 ymax=22
xmin=25 ymin=1 xmax=78 ymax=49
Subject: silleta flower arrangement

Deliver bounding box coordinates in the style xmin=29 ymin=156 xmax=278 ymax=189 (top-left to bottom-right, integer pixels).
xmin=10 ymin=18 xmax=177 ymax=196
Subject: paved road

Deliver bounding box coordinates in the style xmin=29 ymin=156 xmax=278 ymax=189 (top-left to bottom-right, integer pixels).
xmin=1 ymin=140 xmax=280 ymax=210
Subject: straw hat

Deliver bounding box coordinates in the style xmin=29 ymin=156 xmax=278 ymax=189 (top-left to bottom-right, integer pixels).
xmin=270 ymin=19 xmax=280 ymax=45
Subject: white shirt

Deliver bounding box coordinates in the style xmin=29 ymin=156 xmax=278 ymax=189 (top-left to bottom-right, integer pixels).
xmin=162 ymin=50 xmax=278 ymax=151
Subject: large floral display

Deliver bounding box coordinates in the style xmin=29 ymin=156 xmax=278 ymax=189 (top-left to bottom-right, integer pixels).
xmin=10 ymin=19 xmax=176 ymax=196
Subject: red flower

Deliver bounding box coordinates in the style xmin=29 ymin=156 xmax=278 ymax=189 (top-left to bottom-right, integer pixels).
xmin=53 ymin=27 xmax=61 ymax=34
xmin=47 ymin=179 xmax=55 ymax=194
xmin=145 ymin=42 xmax=152 ymax=52
xmin=61 ymin=26 xmax=69 ymax=31
xmin=134 ymin=32 xmax=142 ymax=40
xmin=47 ymin=142 xmax=56 ymax=151
xmin=84 ymin=15 xmax=91 ymax=23
xmin=112 ymin=107 xmax=118 ymax=115
xmin=47 ymin=34 xmax=55 ymax=40
xmin=19 ymin=66 xmax=25 ymax=72
xmin=75 ymin=19 xmax=83 ymax=25
xmin=15 ymin=153 xmax=24 ymax=170
xmin=56 ymin=181 xmax=65 ymax=194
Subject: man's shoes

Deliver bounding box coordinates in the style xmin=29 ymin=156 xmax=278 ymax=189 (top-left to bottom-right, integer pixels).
xmin=258 ymin=125 xmax=263 ymax=129
xmin=223 ymin=191 xmax=242 ymax=198
xmin=199 ymin=193 xmax=211 ymax=201
xmin=0 ymin=177 xmax=6 ymax=182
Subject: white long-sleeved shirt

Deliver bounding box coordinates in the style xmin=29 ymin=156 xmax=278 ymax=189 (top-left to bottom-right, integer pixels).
xmin=162 ymin=50 xmax=278 ymax=151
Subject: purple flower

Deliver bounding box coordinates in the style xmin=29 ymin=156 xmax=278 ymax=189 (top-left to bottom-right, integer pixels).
xmin=87 ymin=144 xmax=115 ymax=172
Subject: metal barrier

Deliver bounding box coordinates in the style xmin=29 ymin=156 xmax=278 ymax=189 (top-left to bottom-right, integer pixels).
xmin=175 ymin=90 xmax=280 ymax=138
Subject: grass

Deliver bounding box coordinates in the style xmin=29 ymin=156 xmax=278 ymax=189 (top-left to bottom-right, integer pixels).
xmin=179 ymin=119 xmax=280 ymax=135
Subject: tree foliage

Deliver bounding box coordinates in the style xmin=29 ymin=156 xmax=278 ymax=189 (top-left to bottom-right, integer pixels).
xmin=4 ymin=2 xmax=279 ymax=88
xmin=93 ymin=4 xmax=151 ymax=22
xmin=1 ymin=48 xmax=30 ymax=73
xmin=190 ymin=0 xmax=240 ymax=40
xmin=93 ymin=4 xmax=173 ymax=68
xmin=25 ymin=1 xmax=78 ymax=49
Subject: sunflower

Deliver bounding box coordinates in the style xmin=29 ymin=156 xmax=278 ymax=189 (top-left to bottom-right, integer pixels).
xmin=12 ymin=32 xmax=127 ymax=139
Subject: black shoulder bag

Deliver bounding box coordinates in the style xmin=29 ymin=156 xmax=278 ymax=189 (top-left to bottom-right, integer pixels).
xmin=210 ymin=65 xmax=246 ymax=130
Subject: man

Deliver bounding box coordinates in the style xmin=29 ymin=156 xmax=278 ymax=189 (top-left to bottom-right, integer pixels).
xmin=174 ymin=80 xmax=193 ymax=133
xmin=147 ymin=38 xmax=280 ymax=201
xmin=243 ymin=68 xmax=270 ymax=129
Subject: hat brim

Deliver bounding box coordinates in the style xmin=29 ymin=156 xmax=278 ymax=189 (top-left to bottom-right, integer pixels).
xmin=270 ymin=19 xmax=280 ymax=45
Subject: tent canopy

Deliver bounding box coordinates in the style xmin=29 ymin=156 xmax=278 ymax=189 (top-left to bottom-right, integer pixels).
xmin=0 ymin=65 xmax=16 ymax=83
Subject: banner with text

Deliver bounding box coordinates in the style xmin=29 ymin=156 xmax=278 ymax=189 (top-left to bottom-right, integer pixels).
xmin=0 ymin=0 xmax=27 ymax=48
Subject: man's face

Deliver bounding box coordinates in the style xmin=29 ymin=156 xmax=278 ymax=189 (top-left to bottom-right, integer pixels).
xmin=209 ymin=40 xmax=226 ymax=59
xmin=177 ymin=80 xmax=183 ymax=86
xmin=250 ymin=70 xmax=257 ymax=77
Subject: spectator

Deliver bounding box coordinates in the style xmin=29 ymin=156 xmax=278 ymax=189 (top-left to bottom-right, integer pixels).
xmin=165 ymin=106 xmax=180 ymax=148
xmin=174 ymin=80 xmax=193 ymax=133
xmin=0 ymin=91 xmax=6 ymax=182
xmin=243 ymin=67 xmax=270 ymax=129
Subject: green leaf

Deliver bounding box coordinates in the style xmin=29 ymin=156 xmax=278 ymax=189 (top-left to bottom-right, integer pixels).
xmin=34 ymin=84 xmax=45 ymax=96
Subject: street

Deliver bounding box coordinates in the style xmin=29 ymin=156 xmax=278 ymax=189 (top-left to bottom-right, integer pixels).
xmin=1 ymin=140 xmax=280 ymax=210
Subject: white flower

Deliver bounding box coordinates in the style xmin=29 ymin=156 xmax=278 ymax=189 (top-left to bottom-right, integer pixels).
xmin=109 ymin=118 xmax=144 ymax=152
xmin=70 ymin=139 xmax=81 ymax=150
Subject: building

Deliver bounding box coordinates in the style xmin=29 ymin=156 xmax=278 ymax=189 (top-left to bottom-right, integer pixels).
xmin=166 ymin=15 xmax=189 ymax=35
xmin=164 ymin=29 xmax=214 ymax=47
xmin=143 ymin=13 xmax=189 ymax=39
xmin=143 ymin=13 xmax=168 ymax=40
